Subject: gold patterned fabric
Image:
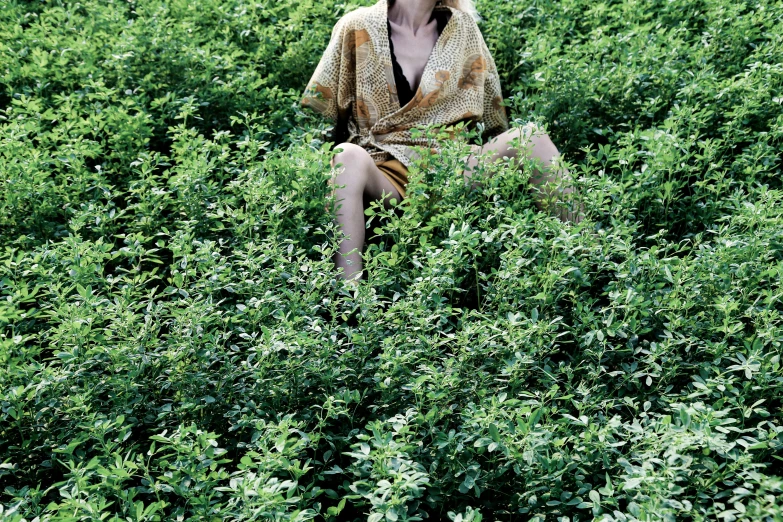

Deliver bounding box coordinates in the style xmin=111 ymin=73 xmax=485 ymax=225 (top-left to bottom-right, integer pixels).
xmin=301 ymin=0 xmax=509 ymax=168
xmin=375 ymin=158 xmax=409 ymax=198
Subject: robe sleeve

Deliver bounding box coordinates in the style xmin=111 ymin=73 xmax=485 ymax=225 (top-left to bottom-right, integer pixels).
xmin=478 ymin=34 xmax=510 ymax=139
xmin=300 ymin=15 xmax=355 ymax=123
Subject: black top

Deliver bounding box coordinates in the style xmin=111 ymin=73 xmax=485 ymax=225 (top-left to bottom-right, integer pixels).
xmin=387 ymin=8 xmax=451 ymax=107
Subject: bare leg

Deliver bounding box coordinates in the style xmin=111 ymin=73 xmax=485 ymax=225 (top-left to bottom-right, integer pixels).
xmin=328 ymin=143 xmax=402 ymax=281
xmin=461 ymin=123 xmax=583 ymax=223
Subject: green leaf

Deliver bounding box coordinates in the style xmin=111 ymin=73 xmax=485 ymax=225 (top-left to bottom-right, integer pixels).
xmin=459 ymin=473 xmax=476 ymax=494
xmin=489 ymin=423 xmax=500 ymax=442
xmin=474 ymin=437 xmax=492 ymax=448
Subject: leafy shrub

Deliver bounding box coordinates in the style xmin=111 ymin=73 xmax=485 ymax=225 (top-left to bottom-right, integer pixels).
xmin=1 ymin=0 xmax=781 ymax=520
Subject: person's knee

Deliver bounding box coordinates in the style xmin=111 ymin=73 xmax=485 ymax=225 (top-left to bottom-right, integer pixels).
xmin=331 ymin=143 xmax=371 ymax=193
xmin=507 ymin=123 xmax=539 ymax=150
xmin=520 ymin=123 xmax=554 ymax=150
xmin=332 ymin=143 xmax=371 ymax=169
xmin=508 ymin=123 xmax=556 ymax=165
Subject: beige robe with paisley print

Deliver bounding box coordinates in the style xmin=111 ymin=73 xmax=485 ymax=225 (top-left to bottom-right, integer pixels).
xmin=301 ymin=0 xmax=509 ymax=168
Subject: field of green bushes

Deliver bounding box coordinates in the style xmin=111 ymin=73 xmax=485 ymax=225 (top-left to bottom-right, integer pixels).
xmin=1 ymin=0 xmax=782 ymax=519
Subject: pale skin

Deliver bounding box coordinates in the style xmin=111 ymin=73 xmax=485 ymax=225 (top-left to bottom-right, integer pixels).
xmin=329 ymin=0 xmax=583 ymax=281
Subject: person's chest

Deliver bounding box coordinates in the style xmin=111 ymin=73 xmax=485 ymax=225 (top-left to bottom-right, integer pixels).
xmin=388 ymin=22 xmax=439 ymax=93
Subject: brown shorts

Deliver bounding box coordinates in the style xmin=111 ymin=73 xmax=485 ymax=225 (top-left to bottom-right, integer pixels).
xmin=376 ymin=159 xmax=409 ymax=199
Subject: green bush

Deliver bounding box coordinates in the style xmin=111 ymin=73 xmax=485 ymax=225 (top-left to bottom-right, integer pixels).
xmin=1 ymin=0 xmax=781 ymax=520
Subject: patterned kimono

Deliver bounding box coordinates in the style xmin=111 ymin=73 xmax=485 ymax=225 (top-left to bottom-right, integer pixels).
xmin=300 ymin=0 xmax=509 ymax=168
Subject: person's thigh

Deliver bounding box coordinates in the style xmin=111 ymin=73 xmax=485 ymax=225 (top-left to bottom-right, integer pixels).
xmin=365 ymin=164 xmax=402 ymax=207
xmin=461 ymin=122 xmax=540 ymax=168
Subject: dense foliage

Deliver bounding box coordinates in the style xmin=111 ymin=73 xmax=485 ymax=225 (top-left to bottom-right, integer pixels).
xmin=1 ymin=0 xmax=782 ymax=520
